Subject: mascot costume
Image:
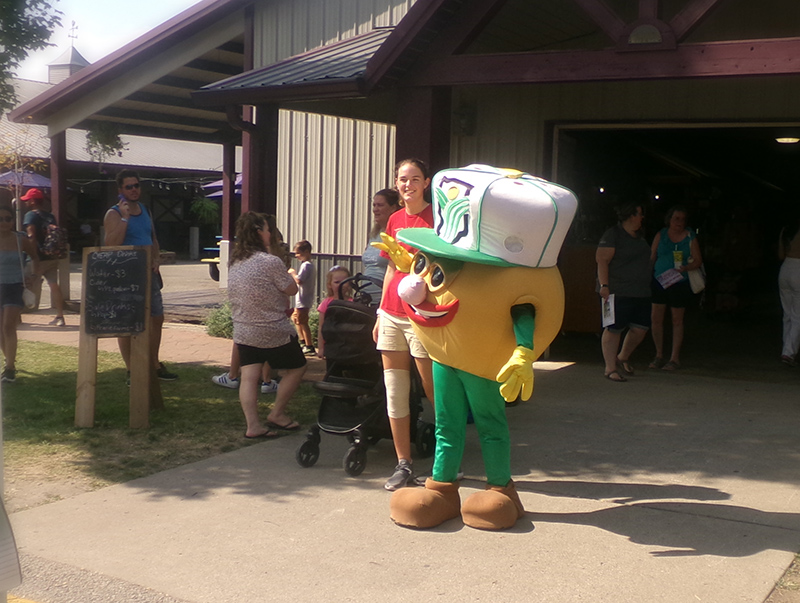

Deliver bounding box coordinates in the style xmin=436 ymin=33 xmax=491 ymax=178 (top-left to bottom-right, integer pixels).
xmin=376 ymin=164 xmax=577 ymax=530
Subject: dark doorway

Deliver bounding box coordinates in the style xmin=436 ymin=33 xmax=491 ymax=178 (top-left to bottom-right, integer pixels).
xmin=553 ymin=125 xmax=798 ymax=373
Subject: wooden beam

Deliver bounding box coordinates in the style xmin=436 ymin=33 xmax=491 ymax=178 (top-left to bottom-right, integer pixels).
xmin=221 ymin=140 xmax=236 ymax=242
xmin=639 ymin=0 xmax=658 ymax=19
xmin=572 ymin=0 xmax=626 ymax=43
xmin=670 ymin=0 xmax=726 ymax=41
xmin=185 ymin=58 xmax=242 ymax=77
xmin=420 ymin=0 xmax=511 ymax=58
xmin=49 ymin=131 xmax=67 ymax=226
xmin=95 ymin=106 xmax=228 ymax=131
xmin=395 ymin=87 xmax=451 ymax=174
xmin=412 ymin=37 xmax=800 ymax=86
xmin=77 ymin=118 xmax=232 ymax=144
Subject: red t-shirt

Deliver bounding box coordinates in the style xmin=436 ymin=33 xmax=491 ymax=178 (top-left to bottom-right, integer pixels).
xmin=379 ymin=204 xmax=434 ymax=317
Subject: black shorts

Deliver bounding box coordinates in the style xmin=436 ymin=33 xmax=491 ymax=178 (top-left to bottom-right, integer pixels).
xmin=0 ymin=282 xmax=24 ymax=308
xmin=237 ymin=336 xmax=307 ymax=370
xmin=651 ymin=277 xmax=694 ymax=309
xmin=605 ymin=295 xmax=651 ymax=333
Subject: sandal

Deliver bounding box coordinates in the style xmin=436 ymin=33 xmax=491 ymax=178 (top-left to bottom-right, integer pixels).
xmin=662 ymin=360 xmax=681 ymax=371
xmin=781 ymin=355 xmax=797 ymax=367
xmin=604 ymin=371 xmax=627 ymax=382
xmin=616 ymin=359 xmax=634 ymax=376
xmin=648 ymin=357 xmax=665 ymax=369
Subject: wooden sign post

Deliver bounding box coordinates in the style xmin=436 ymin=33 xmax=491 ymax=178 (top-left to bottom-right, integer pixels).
xmin=76 ymin=246 xmax=163 ymax=428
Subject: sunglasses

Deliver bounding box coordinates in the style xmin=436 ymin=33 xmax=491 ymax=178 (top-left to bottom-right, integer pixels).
xmin=124 ymin=183 xmax=140 ymax=190
xmin=0 ymin=216 xmax=13 ymax=223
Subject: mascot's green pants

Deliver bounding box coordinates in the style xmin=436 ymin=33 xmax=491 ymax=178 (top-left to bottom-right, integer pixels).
xmin=431 ymin=362 xmax=511 ymax=487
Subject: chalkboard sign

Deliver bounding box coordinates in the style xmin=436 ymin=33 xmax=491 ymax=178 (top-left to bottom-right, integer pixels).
xmin=83 ymin=248 xmax=149 ymax=335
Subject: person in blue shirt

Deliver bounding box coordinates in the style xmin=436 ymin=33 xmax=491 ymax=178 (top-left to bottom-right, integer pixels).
xmin=103 ymin=170 xmax=177 ymax=382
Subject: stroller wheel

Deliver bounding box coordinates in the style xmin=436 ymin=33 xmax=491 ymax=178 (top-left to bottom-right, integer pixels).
xmin=296 ymin=440 xmax=320 ymax=468
xmin=415 ymin=421 xmax=436 ymax=458
xmin=343 ymin=444 xmax=367 ymax=476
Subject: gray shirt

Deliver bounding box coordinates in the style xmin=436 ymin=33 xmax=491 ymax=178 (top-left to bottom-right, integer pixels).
xmin=295 ymin=260 xmax=316 ymax=309
xmin=597 ymin=224 xmax=651 ymax=298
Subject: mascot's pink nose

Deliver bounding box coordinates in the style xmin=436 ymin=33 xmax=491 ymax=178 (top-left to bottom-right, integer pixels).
xmin=398 ymin=274 xmax=428 ymax=305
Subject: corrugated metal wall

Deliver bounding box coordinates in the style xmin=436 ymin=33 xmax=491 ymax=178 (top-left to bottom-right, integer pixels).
xmin=252 ymin=0 xmax=412 ymax=300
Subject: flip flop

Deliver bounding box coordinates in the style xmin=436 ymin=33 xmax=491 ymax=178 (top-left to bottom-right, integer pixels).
xmin=648 ymin=357 xmax=665 ymax=369
xmin=662 ymin=361 xmax=681 ymax=371
xmin=604 ymin=371 xmax=627 ymax=382
xmin=617 ymin=359 xmax=634 ymax=376
xmin=266 ymin=419 xmax=301 ymax=431
xmin=244 ymin=430 xmax=279 ymax=439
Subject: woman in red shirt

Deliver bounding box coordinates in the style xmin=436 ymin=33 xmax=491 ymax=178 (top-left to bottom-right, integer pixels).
xmin=373 ymin=158 xmax=435 ymax=491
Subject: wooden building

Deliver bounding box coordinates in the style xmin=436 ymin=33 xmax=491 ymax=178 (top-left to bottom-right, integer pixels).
xmin=12 ymin=0 xmax=800 ymax=328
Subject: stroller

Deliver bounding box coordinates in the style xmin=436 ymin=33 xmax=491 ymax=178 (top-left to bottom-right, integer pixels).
xmin=295 ymin=274 xmax=435 ymax=476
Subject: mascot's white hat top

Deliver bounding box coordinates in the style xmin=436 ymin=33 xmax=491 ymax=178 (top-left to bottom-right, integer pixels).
xmin=399 ymin=164 xmax=578 ymax=268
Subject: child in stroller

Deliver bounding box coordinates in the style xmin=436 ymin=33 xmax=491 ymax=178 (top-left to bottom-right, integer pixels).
xmin=296 ymin=274 xmax=435 ymax=476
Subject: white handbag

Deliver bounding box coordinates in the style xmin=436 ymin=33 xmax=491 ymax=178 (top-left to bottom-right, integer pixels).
xmin=16 ymin=235 xmax=37 ymax=310
xmin=686 ymin=257 xmax=706 ymax=294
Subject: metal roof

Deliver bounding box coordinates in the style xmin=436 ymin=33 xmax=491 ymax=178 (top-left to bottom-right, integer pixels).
xmin=8 ymin=0 xmax=250 ymax=144
xmin=195 ymin=28 xmax=394 ymax=104
xmin=3 ymin=78 xmax=230 ymax=173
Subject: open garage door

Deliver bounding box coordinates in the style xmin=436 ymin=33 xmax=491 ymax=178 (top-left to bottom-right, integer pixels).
xmin=553 ymin=122 xmax=799 ymax=344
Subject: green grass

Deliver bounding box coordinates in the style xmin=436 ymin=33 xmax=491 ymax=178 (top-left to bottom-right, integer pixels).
xmin=3 ymin=340 xmax=319 ymax=488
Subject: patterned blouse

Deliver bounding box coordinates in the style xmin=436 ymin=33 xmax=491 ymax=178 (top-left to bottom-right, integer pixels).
xmin=228 ymin=252 xmax=296 ymax=349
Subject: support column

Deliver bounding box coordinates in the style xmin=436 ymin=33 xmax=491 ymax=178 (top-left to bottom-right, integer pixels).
xmin=50 ymin=130 xmax=67 ymax=224
xmin=241 ymin=104 xmax=278 ymax=216
xmin=395 ymin=87 xmax=452 ymax=173
xmin=221 ymin=140 xmax=236 ymax=241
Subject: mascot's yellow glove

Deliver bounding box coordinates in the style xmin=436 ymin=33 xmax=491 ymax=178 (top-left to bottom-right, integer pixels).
xmin=370 ymin=232 xmax=414 ymax=273
xmin=496 ymin=345 xmax=536 ymax=403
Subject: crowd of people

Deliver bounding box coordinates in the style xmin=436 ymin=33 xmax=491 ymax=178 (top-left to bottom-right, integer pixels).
xmin=4 ymin=165 xmax=797 ymax=490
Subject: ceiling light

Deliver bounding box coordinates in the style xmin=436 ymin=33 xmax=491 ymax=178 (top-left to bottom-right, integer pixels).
xmin=776 ymin=137 xmax=800 ymax=144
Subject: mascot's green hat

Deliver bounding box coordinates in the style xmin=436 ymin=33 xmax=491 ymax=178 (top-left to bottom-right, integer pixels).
xmin=398 ymin=165 xmax=578 ymax=268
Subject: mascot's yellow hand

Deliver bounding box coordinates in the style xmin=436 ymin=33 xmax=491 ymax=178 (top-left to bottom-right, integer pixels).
xmin=496 ymin=346 xmax=536 ymax=403
xmin=370 ymin=232 xmax=414 ymax=273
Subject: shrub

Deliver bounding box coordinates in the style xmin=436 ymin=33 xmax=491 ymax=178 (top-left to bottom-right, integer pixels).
xmin=205 ymin=301 xmax=233 ymax=339
xmin=204 ymin=302 xmax=319 ymax=346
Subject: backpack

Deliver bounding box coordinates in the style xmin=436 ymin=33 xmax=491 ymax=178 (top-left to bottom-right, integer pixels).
xmin=40 ymin=223 xmax=69 ymax=259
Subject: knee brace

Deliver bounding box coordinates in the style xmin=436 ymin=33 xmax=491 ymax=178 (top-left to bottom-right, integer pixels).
xmin=384 ymin=368 xmax=411 ymax=419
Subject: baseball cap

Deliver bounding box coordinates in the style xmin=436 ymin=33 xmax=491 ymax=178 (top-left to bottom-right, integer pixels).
xmin=397 ymin=165 xmax=578 ymax=268
xmin=20 ymin=188 xmax=45 ymax=201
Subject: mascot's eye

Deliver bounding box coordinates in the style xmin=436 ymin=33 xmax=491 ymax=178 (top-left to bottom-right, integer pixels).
xmin=430 ymin=266 xmax=445 ymax=288
xmin=413 ymin=254 xmax=428 ymax=276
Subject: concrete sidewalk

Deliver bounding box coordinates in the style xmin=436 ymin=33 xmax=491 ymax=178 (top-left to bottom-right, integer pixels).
xmin=10 ymin=326 xmax=800 ymax=601
xmin=9 ymin=262 xmax=800 ymax=602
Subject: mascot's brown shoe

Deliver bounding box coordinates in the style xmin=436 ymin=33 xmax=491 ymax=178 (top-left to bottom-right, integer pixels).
xmin=461 ymin=479 xmax=525 ymax=530
xmin=390 ymin=478 xmax=461 ymax=529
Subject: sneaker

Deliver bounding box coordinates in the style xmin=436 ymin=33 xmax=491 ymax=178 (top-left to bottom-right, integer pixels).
xmin=1 ymin=369 xmax=16 ymax=383
xmin=49 ymin=316 xmax=66 ymax=327
xmin=384 ymin=459 xmax=415 ymax=491
xmin=212 ymin=372 xmax=240 ymax=389
xmin=157 ymin=362 xmax=178 ymax=381
xmin=302 ymin=345 xmax=316 ymax=356
xmin=261 ymin=379 xmax=279 ymax=394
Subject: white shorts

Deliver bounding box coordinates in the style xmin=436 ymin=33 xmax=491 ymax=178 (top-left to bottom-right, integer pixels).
xmin=376 ymin=311 xmax=429 ymax=359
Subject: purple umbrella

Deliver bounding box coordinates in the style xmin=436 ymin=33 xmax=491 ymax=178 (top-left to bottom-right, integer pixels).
xmin=0 ymin=170 xmax=52 ymax=188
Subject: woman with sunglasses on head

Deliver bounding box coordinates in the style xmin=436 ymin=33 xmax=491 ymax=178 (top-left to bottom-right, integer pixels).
xmin=228 ymin=212 xmax=307 ymax=438
xmin=0 ymin=204 xmax=39 ymax=382
xmin=372 ymin=158 xmax=435 ymax=491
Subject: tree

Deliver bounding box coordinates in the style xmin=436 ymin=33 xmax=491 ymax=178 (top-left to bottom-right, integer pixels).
xmin=85 ymin=122 xmax=128 ymax=171
xmin=0 ymin=0 xmax=62 ymax=112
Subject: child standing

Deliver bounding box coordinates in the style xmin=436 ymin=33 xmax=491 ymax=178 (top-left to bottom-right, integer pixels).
xmin=316 ymin=266 xmax=352 ymax=359
xmin=289 ymin=240 xmax=316 ymax=355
